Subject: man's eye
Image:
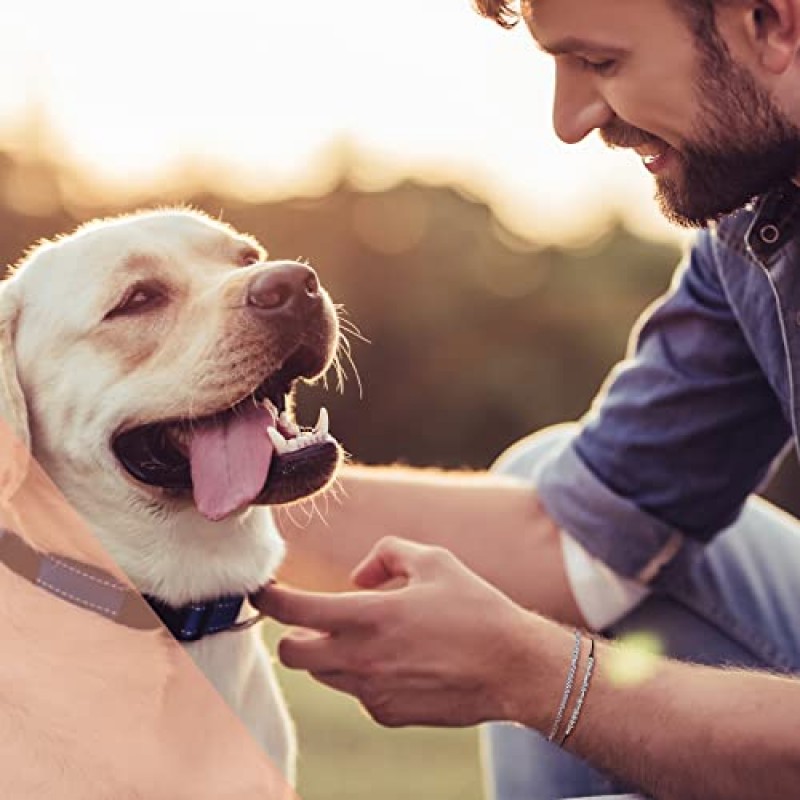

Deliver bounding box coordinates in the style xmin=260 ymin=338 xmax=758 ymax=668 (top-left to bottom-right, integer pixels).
xmin=105 ymin=285 xmax=165 ymax=319
xmin=576 ymin=56 xmax=617 ymax=76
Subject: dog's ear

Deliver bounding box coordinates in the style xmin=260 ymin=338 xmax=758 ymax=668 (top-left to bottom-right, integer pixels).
xmin=0 ymin=280 xmax=30 ymax=452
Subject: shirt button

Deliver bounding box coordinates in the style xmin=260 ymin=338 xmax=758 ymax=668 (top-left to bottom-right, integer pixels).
xmin=759 ymin=224 xmax=781 ymax=245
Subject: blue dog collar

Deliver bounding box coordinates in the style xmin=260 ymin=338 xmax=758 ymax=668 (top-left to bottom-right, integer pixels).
xmin=143 ymin=593 xmax=265 ymax=642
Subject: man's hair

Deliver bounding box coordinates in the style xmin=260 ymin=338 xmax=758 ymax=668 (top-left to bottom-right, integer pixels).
xmin=473 ymin=0 xmax=719 ymax=41
xmin=471 ymin=0 xmax=518 ymax=29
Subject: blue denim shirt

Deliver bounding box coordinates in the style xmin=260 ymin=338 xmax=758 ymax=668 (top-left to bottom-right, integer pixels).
xmin=537 ymin=181 xmax=800 ymax=583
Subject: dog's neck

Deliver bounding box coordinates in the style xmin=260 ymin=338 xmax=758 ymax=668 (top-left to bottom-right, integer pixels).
xmin=98 ymin=508 xmax=284 ymax=608
xmin=39 ymin=456 xmax=284 ymax=607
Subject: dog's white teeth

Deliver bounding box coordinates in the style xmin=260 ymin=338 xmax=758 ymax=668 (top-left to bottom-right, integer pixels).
xmin=314 ymin=407 xmax=329 ymax=437
xmin=269 ymin=422 xmax=331 ymax=456
xmin=267 ymin=426 xmax=290 ymax=454
xmin=280 ymin=411 xmax=301 ymax=437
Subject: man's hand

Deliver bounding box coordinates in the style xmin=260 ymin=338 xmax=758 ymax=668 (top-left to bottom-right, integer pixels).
xmin=252 ymin=536 xmax=541 ymax=728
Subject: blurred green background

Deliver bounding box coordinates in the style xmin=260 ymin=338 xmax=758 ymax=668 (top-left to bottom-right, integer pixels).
xmin=2 ymin=146 xmax=798 ymax=799
xmin=266 ymin=626 xmax=485 ymax=800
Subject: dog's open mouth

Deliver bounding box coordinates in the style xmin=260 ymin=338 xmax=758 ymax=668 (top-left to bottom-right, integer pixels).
xmin=111 ymin=348 xmax=341 ymax=521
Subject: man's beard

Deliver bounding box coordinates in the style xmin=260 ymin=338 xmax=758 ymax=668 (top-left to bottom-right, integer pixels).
xmin=602 ymin=42 xmax=800 ymax=228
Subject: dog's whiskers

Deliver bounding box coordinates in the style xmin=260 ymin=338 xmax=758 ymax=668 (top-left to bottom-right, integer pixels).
xmin=328 ymin=306 xmax=367 ymax=399
xmin=331 ymin=353 xmax=345 ymax=395
xmin=325 ymin=474 xmax=348 ymax=508
xmin=337 ymin=316 xmax=370 ymax=345
xmin=337 ymin=333 xmax=363 ymax=398
xmin=276 ymin=481 xmax=340 ymax=530
xmin=305 ymin=495 xmax=323 ymax=527
xmin=280 ymin=502 xmax=313 ymax=531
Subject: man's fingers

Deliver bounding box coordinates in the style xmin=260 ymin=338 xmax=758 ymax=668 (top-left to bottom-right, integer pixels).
xmin=251 ymin=583 xmax=367 ymax=632
xmin=351 ymin=536 xmax=449 ymax=589
xmin=278 ymin=631 xmax=346 ymax=672
xmin=351 ymin=548 xmax=400 ymax=589
xmin=351 ymin=536 xmax=418 ymax=588
xmin=309 ymin=671 xmax=363 ymax=697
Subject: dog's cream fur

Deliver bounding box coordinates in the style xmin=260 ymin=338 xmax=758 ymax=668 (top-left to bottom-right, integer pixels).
xmin=0 ymin=209 xmax=338 ymax=783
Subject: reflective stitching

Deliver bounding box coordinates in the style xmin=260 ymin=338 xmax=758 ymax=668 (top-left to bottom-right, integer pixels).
xmin=46 ymin=555 xmax=126 ymax=591
xmin=36 ymin=577 xmax=117 ymax=617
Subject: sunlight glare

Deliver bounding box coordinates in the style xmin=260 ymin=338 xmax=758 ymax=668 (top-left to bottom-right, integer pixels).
xmin=0 ymin=0 xmax=684 ymax=244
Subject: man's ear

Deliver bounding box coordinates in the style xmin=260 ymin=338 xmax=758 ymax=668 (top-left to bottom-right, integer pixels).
xmin=0 ymin=280 xmax=30 ymax=452
xmin=746 ymin=0 xmax=800 ymax=73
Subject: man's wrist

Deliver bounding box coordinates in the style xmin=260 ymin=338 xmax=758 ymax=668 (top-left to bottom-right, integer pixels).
xmin=494 ymin=609 xmax=579 ymax=731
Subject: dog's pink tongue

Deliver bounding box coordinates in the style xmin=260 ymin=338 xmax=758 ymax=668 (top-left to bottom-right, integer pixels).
xmin=187 ymin=403 xmax=275 ymax=521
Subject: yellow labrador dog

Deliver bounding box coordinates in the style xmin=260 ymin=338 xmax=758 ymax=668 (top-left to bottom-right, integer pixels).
xmin=0 ymin=209 xmax=342 ymax=783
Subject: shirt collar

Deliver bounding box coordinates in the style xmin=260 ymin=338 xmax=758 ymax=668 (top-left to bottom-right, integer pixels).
xmin=745 ymin=181 xmax=800 ymax=265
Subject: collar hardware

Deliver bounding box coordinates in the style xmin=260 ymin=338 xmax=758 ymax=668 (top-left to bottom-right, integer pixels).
xmin=142 ymin=593 xmax=258 ymax=642
xmin=745 ymin=182 xmax=800 ymax=265
xmin=758 ymin=224 xmax=781 ymax=246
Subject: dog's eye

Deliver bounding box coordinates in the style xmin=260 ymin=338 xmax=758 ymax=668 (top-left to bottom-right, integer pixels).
xmin=106 ymin=284 xmax=165 ymax=319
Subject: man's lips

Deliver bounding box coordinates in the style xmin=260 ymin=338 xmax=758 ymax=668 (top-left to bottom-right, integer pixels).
xmin=635 ymin=144 xmax=675 ymax=175
xmin=601 ymin=126 xmax=677 ymax=175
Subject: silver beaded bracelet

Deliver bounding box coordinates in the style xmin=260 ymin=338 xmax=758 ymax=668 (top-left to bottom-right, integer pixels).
xmin=547 ymin=629 xmax=583 ymax=742
xmin=560 ymin=635 xmax=596 ymax=747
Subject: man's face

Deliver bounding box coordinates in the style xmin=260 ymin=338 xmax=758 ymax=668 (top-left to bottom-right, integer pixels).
xmin=525 ymin=0 xmax=800 ymax=227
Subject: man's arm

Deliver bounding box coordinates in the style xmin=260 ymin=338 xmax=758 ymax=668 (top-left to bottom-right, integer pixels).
xmin=511 ymin=617 xmax=800 ymax=800
xmin=536 ymin=228 xmax=792 ymax=581
xmin=259 ymin=538 xmax=800 ymax=800
xmin=276 ymin=463 xmax=585 ymax=627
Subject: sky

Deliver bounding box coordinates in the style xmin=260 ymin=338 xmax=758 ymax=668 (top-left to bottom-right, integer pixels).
xmin=0 ymin=0 xmax=687 ymax=245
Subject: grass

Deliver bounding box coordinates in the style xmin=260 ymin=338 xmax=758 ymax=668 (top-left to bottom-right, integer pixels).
xmin=266 ymin=626 xmax=485 ymax=800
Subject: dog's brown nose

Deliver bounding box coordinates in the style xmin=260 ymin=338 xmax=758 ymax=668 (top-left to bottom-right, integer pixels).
xmin=247 ymin=262 xmax=322 ymax=319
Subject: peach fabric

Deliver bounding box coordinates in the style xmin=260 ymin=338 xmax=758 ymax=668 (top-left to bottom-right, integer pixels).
xmin=0 ymin=420 xmax=297 ymax=799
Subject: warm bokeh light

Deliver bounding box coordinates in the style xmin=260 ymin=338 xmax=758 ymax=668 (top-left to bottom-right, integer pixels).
xmin=1 ymin=0 xmax=687 ymax=245
xmin=607 ymin=632 xmax=665 ymax=688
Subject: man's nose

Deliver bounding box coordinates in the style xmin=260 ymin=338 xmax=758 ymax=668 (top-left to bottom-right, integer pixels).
xmin=246 ymin=261 xmax=322 ymax=320
xmin=551 ymin=64 xmax=614 ymax=144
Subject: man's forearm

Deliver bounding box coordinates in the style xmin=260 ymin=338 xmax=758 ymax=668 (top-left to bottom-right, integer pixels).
xmin=264 ymin=534 xmax=797 ymax=798
xmin=509 ymin=615 xmax=800 ymax=800
xmin=275 ymin=463 xmax=584 ymax=626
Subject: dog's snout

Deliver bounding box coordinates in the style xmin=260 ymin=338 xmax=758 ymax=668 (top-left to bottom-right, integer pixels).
xmin=246 ymin=262 xmax=321 ymax=319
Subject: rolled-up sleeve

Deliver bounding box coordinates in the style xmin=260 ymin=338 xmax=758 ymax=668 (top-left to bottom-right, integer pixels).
xmin=537 ymin=229 xmax=792 ymax=582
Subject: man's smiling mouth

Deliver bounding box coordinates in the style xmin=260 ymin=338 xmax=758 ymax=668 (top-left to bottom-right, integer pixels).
xmin=635 ymin=144 xmax=676 ymax=174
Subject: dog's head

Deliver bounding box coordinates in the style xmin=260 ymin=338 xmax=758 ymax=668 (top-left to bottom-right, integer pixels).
xmin=0 ymin=209 xmax=342 ymax=524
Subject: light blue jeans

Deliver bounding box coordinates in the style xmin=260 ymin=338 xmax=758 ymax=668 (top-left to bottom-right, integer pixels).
xmin=481 ymin=431 xmax=800 ymax=800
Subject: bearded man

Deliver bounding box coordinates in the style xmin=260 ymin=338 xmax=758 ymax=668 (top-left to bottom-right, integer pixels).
xmin=255 ymin=2 xmax=800 ymax=797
